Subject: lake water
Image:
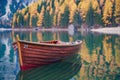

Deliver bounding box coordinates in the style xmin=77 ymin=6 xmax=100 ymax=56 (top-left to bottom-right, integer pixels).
xmin=0 ymin=30 xmax=120 ymax=80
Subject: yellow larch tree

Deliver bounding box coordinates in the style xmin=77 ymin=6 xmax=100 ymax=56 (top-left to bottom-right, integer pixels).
xmin=91 ymin=0 xmax=100 ymax=13
xmin=78 ymin=0 xmax=100 ymax=22
xmin=37 ymin=0 xmax=42 ymax=4
xmin=29 ymin=2 xmax=38 ymax=15
xmin=49 ymin=7 xmax=53 ymax=15
xmin=78 ymin=0 xmax=90 ymax=22
xmin=54 ymin=0 xmax=59 ymax=14
xmin=21 ymin=7 xmax=28 ymax=15
xmin=114 ymin=0 xmax=120 ymax=25
xmin=53 ymin=0 xmax=60 ymax=26
xmin=24 ymin=13 xmax=28 ymax=21
xmin=29 ymin=2 xmax=39 ymax=27
xmin=59 ymin=2 xmax=66 ymax=14
xmin=53 ymin=0 xmax=58 ymax=26
xmin=37 ymin=6 xmax=45 ymax=27
xmin=64 ymin=0 xmax=69 ymax=5
xmin=36 ymin=13 xmax=41 ymax=27
xmin=23 ymin=13 xmax=29 ymax=27
xmin=69 ymin=0 xmax=77 ymax=23
xmin=54 ymin=0 xmax=61 ymax=26
xmin=103 ymin=0 xmax=113 ymax=26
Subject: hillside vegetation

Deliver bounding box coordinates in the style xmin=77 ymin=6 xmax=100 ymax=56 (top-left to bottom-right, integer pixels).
xmin=12 ymin=0 xmax=120 ymax=28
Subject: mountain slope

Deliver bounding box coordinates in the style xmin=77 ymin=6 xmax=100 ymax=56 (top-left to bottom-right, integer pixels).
xmin=0 ymin=0 xmax=37 ymax=27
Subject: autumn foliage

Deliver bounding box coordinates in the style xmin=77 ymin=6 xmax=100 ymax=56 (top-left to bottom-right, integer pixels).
xmin=12 ymin=0 xmax=120 ymax=28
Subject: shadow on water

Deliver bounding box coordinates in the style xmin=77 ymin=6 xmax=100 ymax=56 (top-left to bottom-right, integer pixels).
xmin=16 ymin=54 xmax=81 ymax=80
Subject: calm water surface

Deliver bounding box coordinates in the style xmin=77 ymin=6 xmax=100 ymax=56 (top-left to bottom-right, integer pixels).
xmin=0 ymin=30 xmax=120 ymax=80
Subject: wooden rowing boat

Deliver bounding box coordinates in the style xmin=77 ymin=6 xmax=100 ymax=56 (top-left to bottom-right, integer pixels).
xmin=12 ymin=35 xmax=82 ymax=71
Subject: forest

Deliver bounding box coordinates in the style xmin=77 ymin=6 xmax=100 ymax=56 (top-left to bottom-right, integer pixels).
xmin=12 ymin=0 xmax=120 ymax=28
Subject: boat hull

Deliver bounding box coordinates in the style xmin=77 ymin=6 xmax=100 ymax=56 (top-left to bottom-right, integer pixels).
xmin=13 ymin=40 xmax=82 ymax=70
xmin=17 ymin=54 xmax=81 ymax=80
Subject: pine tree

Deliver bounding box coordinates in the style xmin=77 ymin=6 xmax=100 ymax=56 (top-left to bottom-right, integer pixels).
xmin=31 ymin=15 xmax=38 ymax=27
xmin=85 ymin=3 xmax=94 ymax=27
xmin=37 ymin=4 xmax=42 ymax=13
xmin=60 ymin=6 xmax=70 ymax=27
xmin=51 ymin=0 xmax=55 ymax=9
xmin=24 ymin=13 xmax=30 ymax=27
xmin=73 ymin=11 xmax=82 ymax=27
xmin=17 ymin=12 xmax=24 ymax=27
xmin=43 ymin=10 xmax=53 ymax=28
xmin=37 ymin=6 xmax=44 ymax=27
xmin=94 ymin=13 xmax=103 ymax=26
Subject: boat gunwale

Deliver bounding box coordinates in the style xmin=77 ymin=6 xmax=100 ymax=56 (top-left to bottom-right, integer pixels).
xmin=13 ymin=40 xmax=82 ymax=47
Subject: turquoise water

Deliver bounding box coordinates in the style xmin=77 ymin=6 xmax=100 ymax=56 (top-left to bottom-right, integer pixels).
xmin=0 ymin=30 xmax=120 ymax=80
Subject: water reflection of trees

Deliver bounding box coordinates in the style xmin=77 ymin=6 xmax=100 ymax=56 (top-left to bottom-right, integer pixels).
xmin=11 ymin=30 xmax=84 ymax=43
xmin=42 ymin=32 xmax=53 ymax=41
xmin=59 ymin=32 xmax=69 ymax=42
xmin=11 ymin=31 xmax=120 ymax=80
xmin=78 ymin=53 xmax=120 ymax=80
xmin=79 ymin=34 xmax=120 ymax=80
xmin=83 ymin=33 xmax=104 ymax=55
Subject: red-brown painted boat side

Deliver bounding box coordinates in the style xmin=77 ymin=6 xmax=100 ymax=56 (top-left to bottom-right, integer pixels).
xmin=14 ymin=40 xmax=82 ymax=70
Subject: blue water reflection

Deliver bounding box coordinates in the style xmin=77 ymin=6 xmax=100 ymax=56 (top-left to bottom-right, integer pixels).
xmin=0 ymin=31 xmax=20 ymax=80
